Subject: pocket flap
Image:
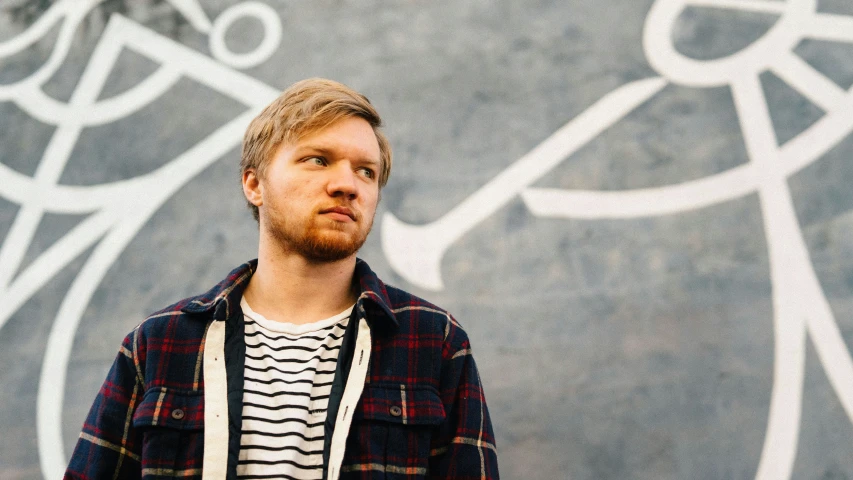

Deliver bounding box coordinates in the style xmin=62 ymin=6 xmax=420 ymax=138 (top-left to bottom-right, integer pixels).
xmin=355 ymin=384 xmax=445 ymax=426
xmin=132 ymin=387 xmax=204 ymax=430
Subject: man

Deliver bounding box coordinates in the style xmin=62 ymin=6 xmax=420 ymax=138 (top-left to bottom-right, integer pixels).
xmin=65 ymin=78 xmax=498 ymax=480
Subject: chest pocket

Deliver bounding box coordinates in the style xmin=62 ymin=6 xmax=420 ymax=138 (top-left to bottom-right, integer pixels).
xmin=345 ymin=384 xmax=445 ymax=479
xmin=132 ymin=387 xmax=204 ymax=479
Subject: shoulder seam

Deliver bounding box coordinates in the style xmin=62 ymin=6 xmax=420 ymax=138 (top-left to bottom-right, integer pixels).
xmin=391 ymin=304 xmax=466 ymax=342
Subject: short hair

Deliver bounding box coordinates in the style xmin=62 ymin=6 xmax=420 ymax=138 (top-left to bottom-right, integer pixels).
xmin=240 ymin=78 xmax=392 ymax=222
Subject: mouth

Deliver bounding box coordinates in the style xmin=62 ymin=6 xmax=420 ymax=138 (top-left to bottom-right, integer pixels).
xmin=320 ymin=206 xmax=357 ymax=222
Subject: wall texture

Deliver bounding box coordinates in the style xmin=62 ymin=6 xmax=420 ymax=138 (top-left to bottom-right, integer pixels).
xmin=2 ymin=0 xmax=853 ymax=478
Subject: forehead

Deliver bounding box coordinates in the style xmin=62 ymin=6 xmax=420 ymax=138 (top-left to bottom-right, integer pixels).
xmin=290 ymin=116 xmax=380 ymax=160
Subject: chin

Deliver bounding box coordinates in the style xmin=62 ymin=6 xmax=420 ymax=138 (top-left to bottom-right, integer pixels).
xmin=266 ymin=215 xmax=372 ymax=262
xmin=299 ymin=231 xmax=367 ymax=262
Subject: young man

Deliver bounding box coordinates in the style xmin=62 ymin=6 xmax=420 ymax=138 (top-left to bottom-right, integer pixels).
xmin=65 ymin=78 xmax=499 ymax=480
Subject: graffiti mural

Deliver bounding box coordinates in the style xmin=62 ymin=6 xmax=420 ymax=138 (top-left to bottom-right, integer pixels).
xmin=383 ymin=1 xmax=853 ymax=478
xmin=0 ymin=1 xmax=281 ymax=477
xmin=2 ymin=0 xmax=853 ymax=478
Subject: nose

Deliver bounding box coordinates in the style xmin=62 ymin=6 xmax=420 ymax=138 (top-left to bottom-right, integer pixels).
xmin=326 ymin=162 xmax=358 ymax=200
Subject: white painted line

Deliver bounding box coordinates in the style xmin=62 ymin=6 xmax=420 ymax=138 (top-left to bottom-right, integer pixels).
xmin=780 ymin=89 xmax=853 ymax=176
xmin=643 ymin=0 xmax=804 ymax=88
xmin=521 ymin=164 xmax=759 ymax=219
xmin=37 ymin=210 xmax=145 ymax=479
xmin=771 ymin=53 xmax=845 ymax=114
xmin=209 ymin=2 xmax=282 ymax=69
xmin=686 ymin=0 xmax=787 ymax=15
xmin=166 ymin=0 xmax=212 ymax=33
xmin=381 ymin=77 xmax=667 ymax=290
xmin=804 ymin=285 xmax=853 ymax=426
xmin=730 ymin=74 xmax=779 ymax=165
xmin=803 ymin=13 xmax=853 ymax=43
xmin=0 ymin=210 xmax=114 ymax=334
xmin=13 ymin=66 xmax=183 ymax=127
xmin=0 ymin=0 xmax=103 ymax=97
xmin=752 ymin=178 xmax=810 ymax=480
xmin=115 ymin=14 xmax=279 ymax=105
xmin=0 ymin=0 xmax=80 ymax=56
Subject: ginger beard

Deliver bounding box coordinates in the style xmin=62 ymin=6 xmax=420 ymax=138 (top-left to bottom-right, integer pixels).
xmin=262 ymin=199 xmax=375 ymax=262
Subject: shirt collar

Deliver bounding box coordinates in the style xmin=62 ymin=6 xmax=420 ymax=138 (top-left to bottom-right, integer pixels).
xmin=179 ymin=259 xmax=256 ymax=320
xmin=180 ymin=258 xmax=398 ymax=328
xmin=353 ymin=258 xmax=398 ymax=328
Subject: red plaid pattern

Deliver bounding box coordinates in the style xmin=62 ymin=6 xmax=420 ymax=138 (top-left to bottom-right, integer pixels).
xmin=65 ymin=259 xmax=498 ymax=479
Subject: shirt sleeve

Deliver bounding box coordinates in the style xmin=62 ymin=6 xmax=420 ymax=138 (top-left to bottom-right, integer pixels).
xmin=428 ymin=316 xmax=500 ymax=479
xmin=64 ymin=328 xmax=144 ymax=480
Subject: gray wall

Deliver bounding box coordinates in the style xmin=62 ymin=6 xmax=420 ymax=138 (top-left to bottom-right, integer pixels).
xmin=3 ymin=0 xmax=853 ymax=478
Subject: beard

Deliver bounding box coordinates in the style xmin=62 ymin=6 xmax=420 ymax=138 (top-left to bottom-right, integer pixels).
xmin=264 ymin=205 xmax=374 ymax=262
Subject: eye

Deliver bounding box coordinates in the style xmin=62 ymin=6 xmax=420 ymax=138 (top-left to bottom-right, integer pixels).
xmin=357 ymin=167 xmax=375 ymax=179
xmin=305 ymin=156 xmax=326 ymax=166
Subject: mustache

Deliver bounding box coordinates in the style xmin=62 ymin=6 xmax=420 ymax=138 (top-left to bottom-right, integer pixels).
xmin=318 ymin=204 xmax=360 ymax=221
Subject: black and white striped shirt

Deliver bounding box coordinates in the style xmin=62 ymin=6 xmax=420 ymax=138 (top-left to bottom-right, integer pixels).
xmin=237 ymin=297 xmax=352 ymax=480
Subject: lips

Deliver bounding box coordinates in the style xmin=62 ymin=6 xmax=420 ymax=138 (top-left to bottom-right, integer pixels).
xmin=320 ymin=206 xmax=356 ymax=221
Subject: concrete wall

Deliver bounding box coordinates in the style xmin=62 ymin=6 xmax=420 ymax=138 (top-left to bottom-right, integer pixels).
xmin=2 ymin=0 xmax=853 ymax=478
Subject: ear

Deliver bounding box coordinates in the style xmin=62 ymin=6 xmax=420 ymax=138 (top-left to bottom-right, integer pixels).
xmin=242 ymin=169 xmax=263 ymax=207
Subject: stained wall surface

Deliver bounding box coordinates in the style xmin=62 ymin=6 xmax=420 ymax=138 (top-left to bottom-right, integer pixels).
xmin=3 ymin=1 xmax=853 ymax=479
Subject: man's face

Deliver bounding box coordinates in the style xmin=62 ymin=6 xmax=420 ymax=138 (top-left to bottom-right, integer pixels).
xmin=246 ymin=116 xmax=382 ymax=262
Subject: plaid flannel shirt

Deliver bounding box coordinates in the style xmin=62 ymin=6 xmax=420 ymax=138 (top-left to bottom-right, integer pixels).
xmin=65 ymin=259 xmax=499 ymax=479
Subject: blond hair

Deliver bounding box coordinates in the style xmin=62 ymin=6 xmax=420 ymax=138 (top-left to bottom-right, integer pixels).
xmin=240 ymin=78 xmax=392 ymax=221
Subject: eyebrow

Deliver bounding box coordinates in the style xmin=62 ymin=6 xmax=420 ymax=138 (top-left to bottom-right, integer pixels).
xmin=298 ymin=144 xmax=380 ymax=166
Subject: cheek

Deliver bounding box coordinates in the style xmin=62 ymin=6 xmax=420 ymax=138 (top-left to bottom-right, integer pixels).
xmin=263 ymin=180 xmax=298 ymax=203
xmin=362 ymin=195 xmax=380 ymax=219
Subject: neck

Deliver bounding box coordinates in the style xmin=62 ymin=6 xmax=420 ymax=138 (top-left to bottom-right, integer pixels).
xmin=243 ymin=234 xmax=358 ymax=325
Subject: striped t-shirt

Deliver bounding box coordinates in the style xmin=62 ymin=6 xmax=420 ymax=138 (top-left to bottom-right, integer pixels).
xmin=238 ymin=297 xmax=352 ymax=480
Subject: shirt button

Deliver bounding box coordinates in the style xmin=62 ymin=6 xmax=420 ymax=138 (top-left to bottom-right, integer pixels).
xmin=389 ymin=406 xmax=402 ymax=417
xmin=171 ymin=409 xmax=185 ymax=420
